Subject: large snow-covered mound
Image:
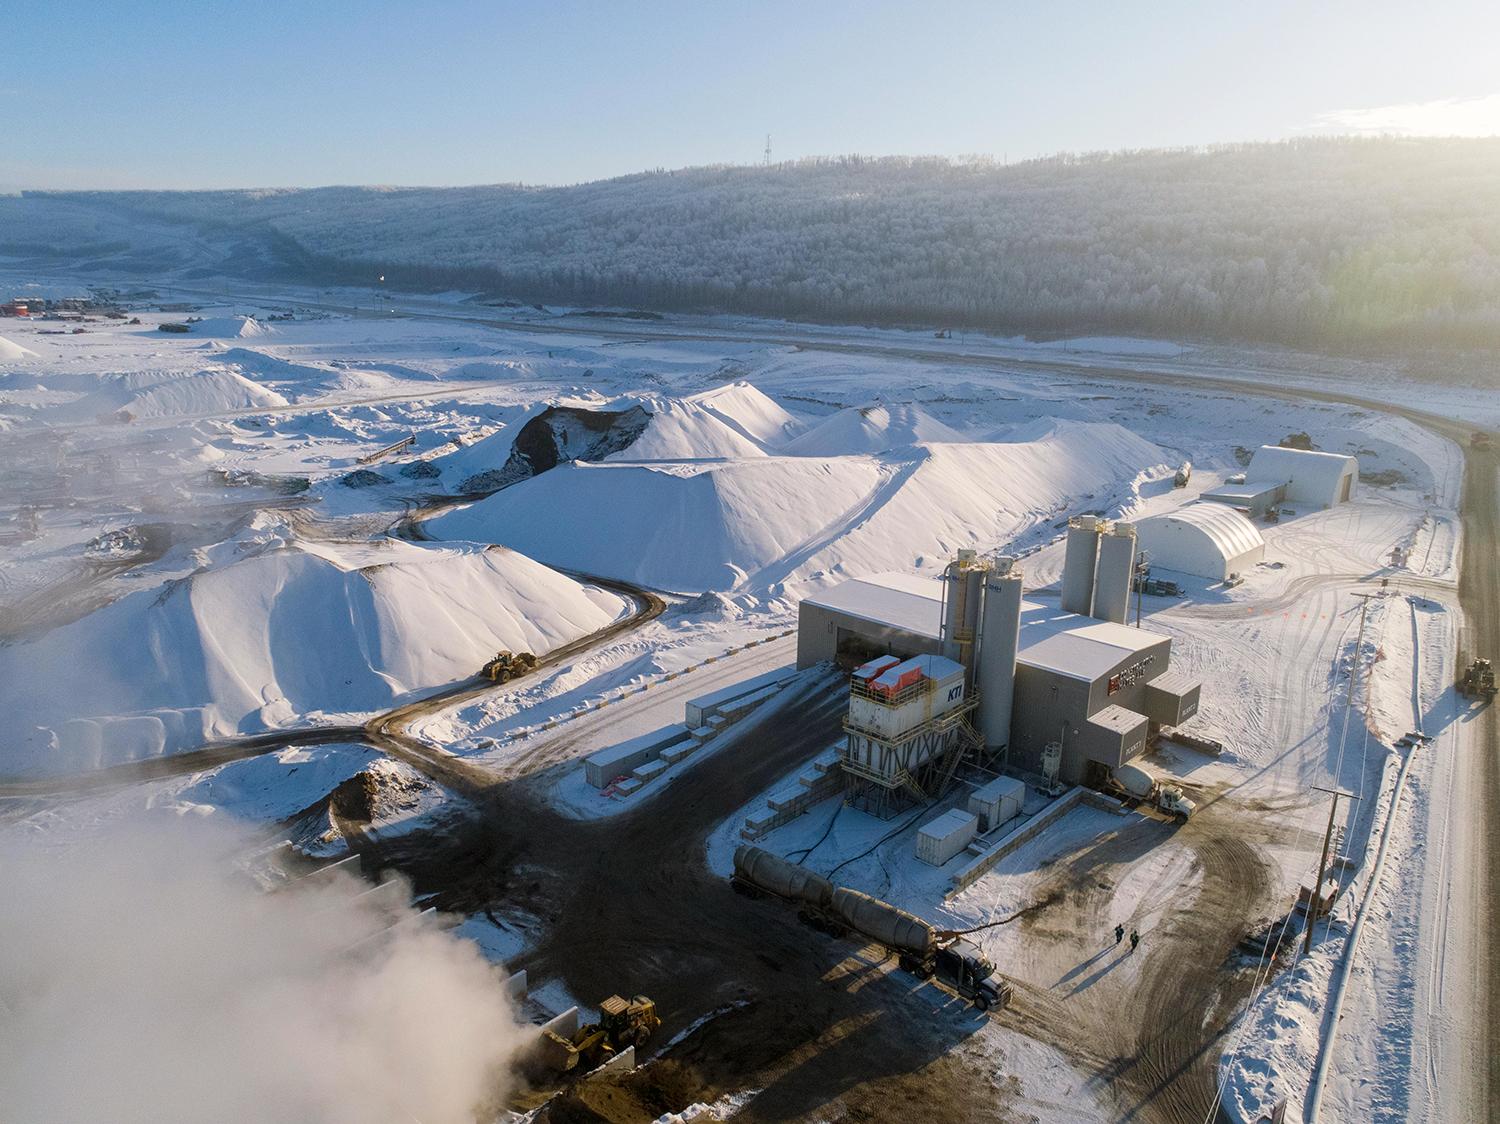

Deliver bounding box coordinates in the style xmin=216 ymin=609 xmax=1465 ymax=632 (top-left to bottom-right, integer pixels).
xmin=184 ymin=316 xmax=270 ymax=339
xmin=431 ymin=420 xmax=1168 ymax=595
xmin=608 ymin=382 xmax=801 ymax=461
xmin=0 ymin=538 xmax=625 ymax=777
xmin=0 ymin=334 xmax=37 ymax=361
xmin=782 ymin=402 xmax=964 ymax=456
xmin=48 ymin=367 xmax=289 ymax=421
xmin=429 ymin=382 xmax=801 ymax=494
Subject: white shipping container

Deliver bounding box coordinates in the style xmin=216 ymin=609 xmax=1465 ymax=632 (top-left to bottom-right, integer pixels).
xmin=915 ymin=809 xmax=979 ymax=866
xmin=968 ymin=775 xmax=1026 ymax=832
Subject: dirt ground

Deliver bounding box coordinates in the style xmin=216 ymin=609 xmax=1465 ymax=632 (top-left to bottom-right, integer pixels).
xmin=363 ymin=666 xmax=1285 ymax=1124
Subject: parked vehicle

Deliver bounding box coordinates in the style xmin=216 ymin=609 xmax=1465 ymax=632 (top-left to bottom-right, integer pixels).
xmin=1110 ymin=764 xmax=1195 ymax=821
xmin=1459 ymin=657 xmax=1496 ymax=701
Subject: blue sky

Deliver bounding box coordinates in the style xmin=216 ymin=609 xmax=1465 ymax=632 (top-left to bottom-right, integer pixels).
xmin=9 ymin=0 xmax=1500 ymax=189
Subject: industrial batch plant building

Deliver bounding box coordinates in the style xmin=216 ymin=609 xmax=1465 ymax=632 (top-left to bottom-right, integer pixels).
xmin=797 ymin=519 xmax=1201 ymax=789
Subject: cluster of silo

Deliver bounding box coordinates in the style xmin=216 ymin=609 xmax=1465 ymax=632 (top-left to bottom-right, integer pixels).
xmin=939 ymin=551 xmax=1024 ymax=754
xmin=1059 ymin=516 xmax=1137 ymax=625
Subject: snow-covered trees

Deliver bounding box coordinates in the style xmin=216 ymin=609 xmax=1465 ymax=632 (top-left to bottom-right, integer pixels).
xmin=8 ymin=138 xmax=1500 ymax=348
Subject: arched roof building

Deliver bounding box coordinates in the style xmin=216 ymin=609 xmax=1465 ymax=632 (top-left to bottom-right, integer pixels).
xmin=1136 ymin=503 xmax=1266 ymax=580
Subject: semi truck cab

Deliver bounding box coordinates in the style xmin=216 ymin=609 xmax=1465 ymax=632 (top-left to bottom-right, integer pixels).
xmin=935 ymin=939 xmax=1009 ymax=1011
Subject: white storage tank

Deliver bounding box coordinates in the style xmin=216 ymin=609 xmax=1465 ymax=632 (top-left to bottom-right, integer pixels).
xmin=915 ymin=808 xmax=979 ymax=866
xmin=968 ymin=775 xmax=1026 ymax=832
xmin=976 ymin=560 xmax=1023 ymax=750
xmin=1092 ymin=521 xmax=1136 ymax=625
xmin=1061 ymin=516 xmax=1102 ymax=616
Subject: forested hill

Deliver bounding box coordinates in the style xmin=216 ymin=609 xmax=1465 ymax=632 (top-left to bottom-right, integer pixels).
xmin=7 ymin=138 xmax=1500 ymax=349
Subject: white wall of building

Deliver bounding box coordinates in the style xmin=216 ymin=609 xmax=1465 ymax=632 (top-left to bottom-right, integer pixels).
xmin=1246 ymin=445 xmax=1358 ymax=508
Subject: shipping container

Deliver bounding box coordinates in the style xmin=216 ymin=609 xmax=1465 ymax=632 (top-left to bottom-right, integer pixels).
xmin=968 ymin=775 xmax=1025 ymax=832
xmin=915 ymin=808 xmax=979 ymax=866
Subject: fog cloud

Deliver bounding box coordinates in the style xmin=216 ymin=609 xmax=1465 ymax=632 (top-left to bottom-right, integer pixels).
xmin=0 ymin=817 xmax=525 ymax=1124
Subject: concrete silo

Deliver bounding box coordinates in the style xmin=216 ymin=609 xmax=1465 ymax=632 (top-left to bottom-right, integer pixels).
xmin=1060 ymin=516 xmax=1102 ymax=616
xmin=1092 ymin=521 xmax=1137 ymax=624
xmin=941 ymin=549 xmax=988 ymax=678
xmin=976 ymin=557 xmax=1023 ymax=751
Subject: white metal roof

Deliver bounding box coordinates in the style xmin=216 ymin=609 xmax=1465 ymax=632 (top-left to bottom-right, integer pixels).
xmin=801 ymin=572 xmax=946 ymax=639
xmin=1088 ymin=704 xmax=1149 ymax=735
xmin=920 ymin=807 xmax=980 ymax=837
xmin=1199 ymin=482 xmax=1282 ymax=502
xmin=1246 ymin=445 xmax=1356 ymax=489
xmin=1016 ymin=610 xmax=1164 ymax=682
xmin=872 ymin=652 xmax=965 ymax=689
xmin=972 ymin=774 xmax=1026 ymax=802
xmin=803 ymin=572 xmax=1170 ymax=683
xmin=1145 ymin=670 xmax=1200 ymax=698
xmin=1136 ymin=503 xmax=1265 ymax=576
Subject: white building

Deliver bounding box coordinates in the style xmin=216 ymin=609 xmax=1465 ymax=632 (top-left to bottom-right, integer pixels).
xmin=1245 ymin=445 xmax=1357 ymax=508
xmin=1135 ymin=503 xmax=1266 ymax=581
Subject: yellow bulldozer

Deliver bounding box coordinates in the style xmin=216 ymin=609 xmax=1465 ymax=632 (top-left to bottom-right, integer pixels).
xmin=480 ymin=649 xmax=538 ymax=683
xmin=543 ymin=994 xmax=661 ymax=1074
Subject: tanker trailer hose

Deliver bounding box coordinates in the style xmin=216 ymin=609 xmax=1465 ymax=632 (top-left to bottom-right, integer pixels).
xmin=936 ymin=889 xmax=1065 ymax=940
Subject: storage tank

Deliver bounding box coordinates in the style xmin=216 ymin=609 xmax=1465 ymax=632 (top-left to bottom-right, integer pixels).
xmin=733 ymin=846 xmax=835 ymax=910
xmin=1092 ymin=521 xmax=1136 ymax=624
xmin=941 ymin=551 xmax=987 ymax=672
xmin=830 ymin=887 xmax=937 ymax=956
xmin=1061 ymin=516 xmax=1102 ymax=616
xmin=976 ymin=559 xmax=1023 ymax=750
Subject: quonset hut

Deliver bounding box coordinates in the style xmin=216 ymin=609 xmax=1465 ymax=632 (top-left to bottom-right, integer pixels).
xmin=1202 ymin=445 xmax=1358 ymax=515
xmin=1134 ymin=503 xmax=1266 ymax=581
xmin=797 ymin=522 xmax=1201 ymax=801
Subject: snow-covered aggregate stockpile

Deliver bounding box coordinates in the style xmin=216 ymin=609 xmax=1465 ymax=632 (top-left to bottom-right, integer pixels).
xmin=46 ymin=366 xmax=290 ymax=421
xmin=0 ymin=333 xmax=38 ymax=361
xmin=433 ymin=418 xmax=1167 ymax=595
xmin=781 ymin=402 xmax=965 ymax=456
xmin=0 ymin=537 xmax=625 ymax=776
xmin=430 ymin=381 xmax=801 ymax=493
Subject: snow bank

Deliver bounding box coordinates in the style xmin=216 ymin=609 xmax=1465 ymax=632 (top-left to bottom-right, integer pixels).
xmin=431 ymin=420 xmax=1167 ymax=595
xmin=781 ymin=401 xmax=964 ymax=456
xmin=0 ymin=333 xmax=38 ymax=361
xmin=0 ymin=538 xmax=626 ymax=777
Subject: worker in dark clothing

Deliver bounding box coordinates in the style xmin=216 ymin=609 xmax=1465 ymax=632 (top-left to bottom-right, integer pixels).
xmin=1114 ymin=923 xmax=1125 ymax=945
xmin=1129 ymin=928 xmax=1140 ymax=952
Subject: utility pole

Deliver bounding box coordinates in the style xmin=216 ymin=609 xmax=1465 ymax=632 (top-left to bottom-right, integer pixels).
xmin=1305 ymin=785 xmax=1360 ymax=956
xmin=1346 ymin=593 xmax=1376 ymax=709
xmin=1133 ymin=550 xmax=1149 ymax=627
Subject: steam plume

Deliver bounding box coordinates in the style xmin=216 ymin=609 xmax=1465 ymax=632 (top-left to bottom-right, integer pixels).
xmin=0 ymin=816 xmax=525 ymax=1124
